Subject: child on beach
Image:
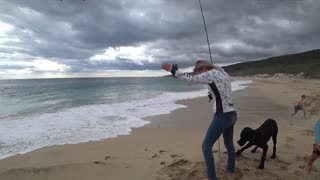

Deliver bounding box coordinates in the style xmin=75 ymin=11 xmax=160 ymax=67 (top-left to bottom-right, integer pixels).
xmin=162 ymin=60 xmax=237 ymax=180
xmin=306 ymin=119 xmax=320 ymax=173
xmin=291 ymin=95 xmax=307 ymax=119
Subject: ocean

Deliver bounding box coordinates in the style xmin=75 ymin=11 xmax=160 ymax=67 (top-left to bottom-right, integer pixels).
xmin=0 ymin=77 xmax=251 ymax=159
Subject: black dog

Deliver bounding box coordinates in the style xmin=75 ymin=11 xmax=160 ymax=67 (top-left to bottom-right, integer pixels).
xmin=236 ymin=119 xmax=278 ymax=169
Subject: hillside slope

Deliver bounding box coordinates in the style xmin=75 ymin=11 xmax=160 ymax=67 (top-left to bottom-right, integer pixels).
xmin=223 ymin=49 xmax=320 ymax=79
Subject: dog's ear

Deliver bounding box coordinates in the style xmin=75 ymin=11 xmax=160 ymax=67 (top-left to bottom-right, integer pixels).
xmin=238 ymin=127 xmax=256 ymax=146
xmin=238 ymin=127 xmax=251 ymax=146
xmin=242 ymin=127 xmax=255 ymax=139
xmin=242 ymin=127 xmax=253 ymax=135
xmin=245 ymin=127 xmax=254 ymax=135
xmin=239 ymin=127 xmax=251 ymax=139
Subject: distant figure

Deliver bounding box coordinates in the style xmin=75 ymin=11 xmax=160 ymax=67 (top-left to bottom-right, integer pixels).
xmin=306 ymin=119 xmax=320 ymax=173
xmin=291 ymin=95 xmax=307 ymax=119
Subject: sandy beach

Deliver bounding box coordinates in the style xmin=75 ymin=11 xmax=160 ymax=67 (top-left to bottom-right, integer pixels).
xmin=0 ymin=78 xmax=320 ymax=180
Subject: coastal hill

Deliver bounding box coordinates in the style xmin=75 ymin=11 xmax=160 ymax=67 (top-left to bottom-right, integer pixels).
xmin=223 ymin=49 xmax=320 ymax=79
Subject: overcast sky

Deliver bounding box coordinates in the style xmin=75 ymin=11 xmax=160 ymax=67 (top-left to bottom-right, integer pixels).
xmin=0 ymin=0 xmax=319 ymax=79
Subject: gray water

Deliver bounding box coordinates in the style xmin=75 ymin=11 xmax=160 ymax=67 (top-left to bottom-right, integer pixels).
xmin=0 ymin=77 xmax=203 ymax=119
xmin=0 ymin=77 xmax=251 ymax=159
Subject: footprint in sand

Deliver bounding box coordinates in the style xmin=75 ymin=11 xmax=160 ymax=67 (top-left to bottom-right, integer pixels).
xmin=151 ymin=149 xmax=169 ymax=159
xmin=105 ymin=156 xmax=111 ymax=160
xmin=152 ymin=154 xmax=158 ymax=158
xmin=158 ymin=159 xmax=207 ymax=180
xmin=253 ymin=159 xmax=260 ymax=163
xmin=170 ymin=154 xmax=184 ymax=158
xmin=280 ymin=165 xmax=288 ymax=170
xmin=105 ymin=155 xmax=116 ymax=160
xmin=284 ymin=137 xmax=295 ymax=148
xmin=94 ymin=155 xmax=118 ymax=165
xmin=94 ymin=161 xmax=106 ymax=165
xmin=286 ymin=137 xmax=294 ymax=142
xmin=274 ymin=159 xmax=291 ymax=166
xmin=300 ymin=129 xmax=314 ymax=136
xmin=284 ymin=143 xmax=294 ymax=148
xmin=167 ymin=159 xmax=189 ymax=167
xmin=295 ymin=155 xmax=310 ymax=162
xmin=294 ymin=170 xmax=303 ymax=176
xmin=267 ymin=158 xmax=291 ymax=172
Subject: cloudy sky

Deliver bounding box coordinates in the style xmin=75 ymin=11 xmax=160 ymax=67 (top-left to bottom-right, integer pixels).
xmin=0 ymin=0 xmax=319 ymax=79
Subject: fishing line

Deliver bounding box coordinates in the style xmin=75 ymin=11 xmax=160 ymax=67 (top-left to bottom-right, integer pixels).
xmin=198 ymin=0 xmax=213 ymax=64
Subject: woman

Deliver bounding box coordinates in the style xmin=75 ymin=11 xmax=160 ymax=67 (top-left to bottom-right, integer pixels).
xmin=162 ymin=60 xmax=237 ymax=180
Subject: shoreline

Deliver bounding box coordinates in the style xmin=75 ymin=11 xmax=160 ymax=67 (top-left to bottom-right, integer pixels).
xmin=0 ymin=78 xmax=252 ymax=160
xmin=0 ymin=78 xmax=320 ymax=180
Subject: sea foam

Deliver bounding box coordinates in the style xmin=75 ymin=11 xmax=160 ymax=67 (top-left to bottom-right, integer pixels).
xmin=0 ymin=80 xmax=251 ymax=159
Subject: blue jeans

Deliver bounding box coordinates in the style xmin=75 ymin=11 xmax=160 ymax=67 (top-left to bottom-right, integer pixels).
xmin=202 ymin=111 xmax=237 ymax=180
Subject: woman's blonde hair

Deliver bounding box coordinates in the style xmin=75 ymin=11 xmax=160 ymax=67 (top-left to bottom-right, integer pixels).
xmin=193 ymin=60 xmax=222 ymax=73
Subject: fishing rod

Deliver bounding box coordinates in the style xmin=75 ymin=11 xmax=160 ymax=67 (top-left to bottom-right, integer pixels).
xmin=198 ymin=0 xmax=221 ymax=159
xmin=198 ymin=0 xmax=213 ymax=64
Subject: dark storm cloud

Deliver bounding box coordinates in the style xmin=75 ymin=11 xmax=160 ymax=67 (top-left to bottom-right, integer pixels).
xmin=0 ymin=0 xmax=319 ymax=75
